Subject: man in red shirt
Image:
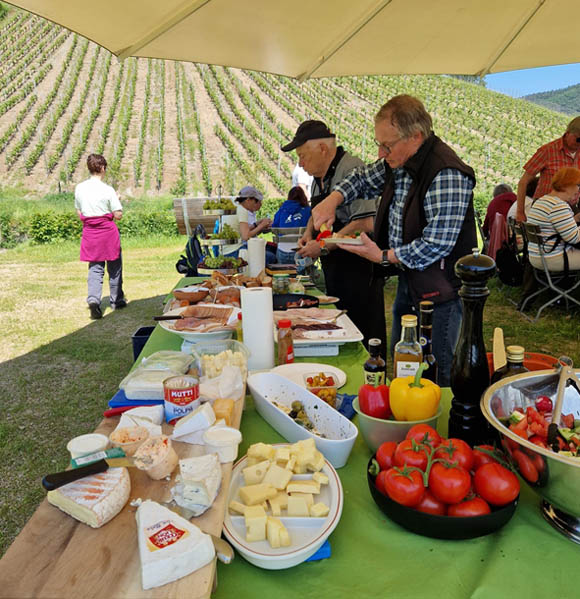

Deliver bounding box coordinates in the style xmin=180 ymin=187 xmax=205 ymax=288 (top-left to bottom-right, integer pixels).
xmin=516 ymin=116 xmax=580 ymax=221
xmin=482 ymin=183 xmax=516 ymax=238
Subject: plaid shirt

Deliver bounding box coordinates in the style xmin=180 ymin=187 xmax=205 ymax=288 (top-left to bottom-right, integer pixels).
xmin=524 ymin=136 xmax=580 ymax=198
xmin=334 ymin=159 xmax=474 ymax=271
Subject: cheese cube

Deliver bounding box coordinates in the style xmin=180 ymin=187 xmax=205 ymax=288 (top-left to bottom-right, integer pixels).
xmin=307 ymin=451 xmax=325 ymax=472
xmin=290 ymin=492 xmax=313 ymax=507
xmin=293 ymin=462 xmax=308 ymax=474
xmin=229 ymin=500 xmax=246 ymax=515
xmin=213 ymin=398 xmax=234 ymax=426
xmin=268 ymin=491 xmax=289 ymax=516
xmin=274 ymin=446 xmax=290 ymax=464
xmin=242 ymin=460 xmax=271 ymax=486
xmin=296 ymin=446 xmax=317 ymax=468
xmin=239 ymin=483 xmax=277 ymax=506
xmin=247 ymin=442 xmax=275 ymax=461
xmin=263 ymin=463 xmax=293 ymax=490
xmin=290 ymin=438 xmax=316 ymax=455
xmin=310 ymin=502 xmax=330 ymax=517
xmin=286 ymin=480 xmax=320 ymax=494
xmin=287 ymin=495 xmax=309 ymax=517
xmin=245 ymin=505 xmax=267 ymax=542
xmin=246 ymin=456 xmax=259 ymax=467
xmin=312 ymin=472 xmax=329 ymax=485
xmin=266 ymin=517 xmax=290 ymax=548
xmin=285 ymin=456 xmax=296 ymax=471
xmin=270 ymin=501 xmax=281 ymax=516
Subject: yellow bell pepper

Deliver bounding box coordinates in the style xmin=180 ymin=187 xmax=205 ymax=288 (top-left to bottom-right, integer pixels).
xmin=389 ymin=362 xmax=441 ymax=421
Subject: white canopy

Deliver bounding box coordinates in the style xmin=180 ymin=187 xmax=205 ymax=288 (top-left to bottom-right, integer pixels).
xmin=5 ymin=0 xmax=577 ymax=80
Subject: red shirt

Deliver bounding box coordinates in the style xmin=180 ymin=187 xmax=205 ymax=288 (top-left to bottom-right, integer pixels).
xmin=524 ymin=136 xmax=580 ymax=198
xmin=483 ymin=192 xmax=516 ymax=237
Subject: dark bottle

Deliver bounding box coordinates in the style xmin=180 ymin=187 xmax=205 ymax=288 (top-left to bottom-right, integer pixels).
xmin=448 ymin=248 xmax=496 ymax=446
xmin=490 ymin=345 xmax=529 ymax=383
xmin=364 ymin=338 xmax=386 ymax=386
xmin=419 ymin=301 xmax=438 ymax=383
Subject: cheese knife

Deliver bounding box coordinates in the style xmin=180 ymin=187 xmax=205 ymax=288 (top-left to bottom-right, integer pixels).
xmin=42 ymin=456 xmax=136 ymax=491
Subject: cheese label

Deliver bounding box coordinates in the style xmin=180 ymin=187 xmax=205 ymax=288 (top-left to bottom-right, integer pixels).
xmin=145 ymin=520 xmax=189 ymax=551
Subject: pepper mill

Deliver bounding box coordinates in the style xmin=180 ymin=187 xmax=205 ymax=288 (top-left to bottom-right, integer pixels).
xmin=448 ymin=248 xmax=496 ymax=445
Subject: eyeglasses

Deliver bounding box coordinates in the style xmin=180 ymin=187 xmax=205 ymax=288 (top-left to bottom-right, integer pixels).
xmin=374 ymin=137 xmax=403 ymax=154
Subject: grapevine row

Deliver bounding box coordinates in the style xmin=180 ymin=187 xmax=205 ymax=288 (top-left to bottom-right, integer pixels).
xmin=133 ymin=59 xmax=152 ymax=185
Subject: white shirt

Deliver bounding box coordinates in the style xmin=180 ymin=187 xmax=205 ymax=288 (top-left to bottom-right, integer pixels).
xmin=292 ymin=164 xmax=313 ymax=198
xmin=74 ymin=176 xmax=121 ymax=217
xmin=507 ymin=195 xmax=534 ymax=220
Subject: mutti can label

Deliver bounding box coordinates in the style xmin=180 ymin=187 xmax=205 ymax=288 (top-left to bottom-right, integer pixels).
xmin=163 ymin=375 xmax=200 ymax=424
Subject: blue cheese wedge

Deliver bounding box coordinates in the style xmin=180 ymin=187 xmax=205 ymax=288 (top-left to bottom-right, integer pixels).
xmin=171 ymin=453 xmax=222 ymax=516
xmin=136 ymin=500 xmax=214 ymax=590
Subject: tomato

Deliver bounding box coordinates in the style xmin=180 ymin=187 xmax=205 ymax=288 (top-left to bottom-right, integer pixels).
xmin=428 ymin=463 xmax=471 ymax=504
xmin=325 ymin=376 xmax=335 ymax=386
xmin=375 ymin=470 xmax=389 ymax=495
xmin=394 ymin=439 xmax=430 ymax=471
xmin=306 ymin=377 xmax=314 ymax=385
xmin=376 ymin=441 xmax=397 ymax=471
xmin=415 ymin=489 xmax=446 ymax=515
xmin=447 ymin=497 xmax=491 ymax=517
xmin=434 ymin=438 xmax=474 ymax=471
xmin=384 ymin=467 xmax=425 ymax=507
xmin=512 ymin=449 xmax=539 ymax=484
xmin=535 ymin=395 xmax=553 ymax=413
xmin=561 ymin=413 xmax=575 ymax=429
xmin=472 ymin=445 xmax=500 ymax=470
xmin=405 ymin=424 xmax=441 ymax=449
xmin=529 ymin=435 xmax=548 ymax=449
xmin=509 ymin=416 xmax=529 ymax=440
xmin=473 ymin=463 xmax=519 ymax=506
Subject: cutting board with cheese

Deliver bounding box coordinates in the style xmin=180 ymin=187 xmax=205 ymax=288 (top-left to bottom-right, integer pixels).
xmin=0 ymin=393 xmax=245 ymax=599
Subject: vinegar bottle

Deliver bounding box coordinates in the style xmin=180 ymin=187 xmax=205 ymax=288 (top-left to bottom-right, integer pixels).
xmin=364 ymin=338 xmax=386 ymax=386
xmin=419 ymin=301 xmax=438 ymax=383
xmin=393 ymin=315 xmax=422 ymax=378
xmin=490 ymin=345 xmax=528 ymax=383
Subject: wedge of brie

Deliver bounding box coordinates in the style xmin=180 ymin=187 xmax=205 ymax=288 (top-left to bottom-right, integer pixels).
xmin=171 ymin=402 xmax=216 ymax=444
xmin=136 ymin=500 xmax=215 ymax=590
xmin=171 ymin=453 xmax=222 ymax=516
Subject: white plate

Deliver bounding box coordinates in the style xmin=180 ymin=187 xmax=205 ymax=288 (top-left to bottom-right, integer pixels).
xmin=158 ymin=304 xmax=238 ymax=342
xmin=274 ymin=313 xmax=363 ymax=346
xmin=270 ymin=363 xmax=347 ymax=388
xmin=323 ymin=237 xmax=363 ymax=245
xmin=222 ymin=444 xmax=343 ymax=569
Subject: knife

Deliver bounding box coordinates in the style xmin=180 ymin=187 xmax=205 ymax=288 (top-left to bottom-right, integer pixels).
xmin=42 ymin=457 xmax=136 ymax=491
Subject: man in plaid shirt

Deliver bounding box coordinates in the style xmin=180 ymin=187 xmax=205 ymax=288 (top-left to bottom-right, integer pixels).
xmin=516 ymin=116 xmax=580 ymax=222
xmin=312 ymin=95 xmax=476 ymax=386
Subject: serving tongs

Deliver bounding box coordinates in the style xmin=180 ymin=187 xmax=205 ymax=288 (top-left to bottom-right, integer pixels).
xmin=548 ymin=357 xmax=580 ymax=452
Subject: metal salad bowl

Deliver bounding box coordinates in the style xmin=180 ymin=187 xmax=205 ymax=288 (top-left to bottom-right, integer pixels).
xmin=481 ymin=359 xmax=580 ymax=542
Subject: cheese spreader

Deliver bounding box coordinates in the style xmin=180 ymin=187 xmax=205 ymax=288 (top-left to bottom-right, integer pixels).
xmin=42 ymin=456 xmax=137 ymax=491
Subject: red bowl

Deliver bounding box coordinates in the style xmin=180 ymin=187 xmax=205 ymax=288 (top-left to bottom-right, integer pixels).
xmin=486 ymin=352 xmax=557 ymax=375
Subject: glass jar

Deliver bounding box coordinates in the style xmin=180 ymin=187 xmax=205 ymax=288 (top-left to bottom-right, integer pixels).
xmin=272 ymin=274 xmax=290 ymax=294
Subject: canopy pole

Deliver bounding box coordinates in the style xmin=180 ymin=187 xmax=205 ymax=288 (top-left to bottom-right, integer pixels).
xmin=116 ymin=0 xmax=212 ymax=59
xmin=476 ymin=0 xmax=545 ymax=76
xmin=297 ymin=0 xmax=393 ymax=82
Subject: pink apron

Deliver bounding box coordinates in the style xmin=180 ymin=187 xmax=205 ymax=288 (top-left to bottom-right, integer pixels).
xmin=79 ymin=214 xmax=121 ymax=262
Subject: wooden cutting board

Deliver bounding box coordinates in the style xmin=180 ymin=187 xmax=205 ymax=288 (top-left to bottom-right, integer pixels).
xmin=0 ymin=394 xmax=245 ymax=598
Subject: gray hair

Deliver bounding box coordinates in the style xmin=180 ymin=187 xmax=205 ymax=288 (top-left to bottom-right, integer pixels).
xmin=305 ymin=137 xmax=336 ymax=151
xmin=374 ymin=95 xmax=432 ymax=139
xmin=493 ymin=183 xmax=512 ymax=196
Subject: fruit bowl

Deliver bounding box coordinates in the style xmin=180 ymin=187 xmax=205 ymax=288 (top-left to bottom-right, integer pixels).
xmin=366 ymin=455 xmax=518 ymax=539
xmin=353 ymin=397 xmax=441 ymax=453
xmin=481 ymin=368 xmax=580 ymax=542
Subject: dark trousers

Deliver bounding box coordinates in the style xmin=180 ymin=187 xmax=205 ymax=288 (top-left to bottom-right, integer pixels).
xmin=87 ymin=253 xmax=124 ymax=306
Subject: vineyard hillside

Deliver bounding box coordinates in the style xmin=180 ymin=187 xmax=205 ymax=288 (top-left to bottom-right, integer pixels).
xmin=525 ymin=84 xmax=580 ymax=116
xmin=0 ymin=8 xmax=573 ymax=200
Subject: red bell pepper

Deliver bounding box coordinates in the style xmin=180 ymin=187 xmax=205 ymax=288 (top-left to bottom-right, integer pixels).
xmin=358 ymin=383 xmax=391 ymax=419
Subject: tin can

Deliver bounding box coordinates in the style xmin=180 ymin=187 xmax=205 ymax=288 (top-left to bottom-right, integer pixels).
xmin=163 ymin=375 xmax=200 ymax=424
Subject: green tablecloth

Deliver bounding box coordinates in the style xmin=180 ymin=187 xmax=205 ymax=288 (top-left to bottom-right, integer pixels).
xmin=141 ymin=280 xmax=578 ymax=599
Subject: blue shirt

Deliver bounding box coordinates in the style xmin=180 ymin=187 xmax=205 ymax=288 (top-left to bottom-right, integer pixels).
xmin=334 ymin=159 xmax=474 ymax=271
xmin=272 ymin=200 xmax=311 ymax=228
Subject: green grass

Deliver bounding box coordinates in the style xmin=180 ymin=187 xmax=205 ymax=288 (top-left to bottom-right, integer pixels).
xmin=1 ymin=236 xmax=579 ymax=558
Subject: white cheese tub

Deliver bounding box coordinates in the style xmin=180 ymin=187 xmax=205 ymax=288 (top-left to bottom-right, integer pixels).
xmin=247 ymin=373 xmax=358 ymax=468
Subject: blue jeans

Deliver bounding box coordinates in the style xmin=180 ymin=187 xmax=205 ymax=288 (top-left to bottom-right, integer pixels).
xmin=390 ymin=274 xmax=462 ymax=387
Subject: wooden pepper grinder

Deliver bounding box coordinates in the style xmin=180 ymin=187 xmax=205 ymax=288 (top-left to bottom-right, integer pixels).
xmin=448 ymin=247 xmax=496 ymax=445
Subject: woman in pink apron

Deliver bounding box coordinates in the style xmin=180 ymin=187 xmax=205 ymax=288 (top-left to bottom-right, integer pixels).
xmin=75 ymin=154 xmax=126 ymax=319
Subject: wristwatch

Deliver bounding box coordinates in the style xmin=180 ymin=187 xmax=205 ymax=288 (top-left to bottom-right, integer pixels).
xmin=380 ymin=249 xmax=391 ymax=267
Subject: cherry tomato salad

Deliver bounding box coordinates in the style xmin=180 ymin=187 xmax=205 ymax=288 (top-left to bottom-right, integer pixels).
xmin=369 ymin=424 xmax=520 ymax=516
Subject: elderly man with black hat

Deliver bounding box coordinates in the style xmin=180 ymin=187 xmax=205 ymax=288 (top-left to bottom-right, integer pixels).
xmin=282 ymin=120 xmax=377 ymax=346
xmin=516 ymin=116 xmax=580 ymax=222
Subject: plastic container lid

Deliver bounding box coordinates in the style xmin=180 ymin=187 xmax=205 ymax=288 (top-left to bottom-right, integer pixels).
xmin=67 ymin=433 xmax=109 ymax=459
xmin=278 ymin=319 xmax=292 ymax=328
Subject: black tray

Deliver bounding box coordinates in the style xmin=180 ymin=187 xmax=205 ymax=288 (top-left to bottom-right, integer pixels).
xmin=366 ymin=455 xmax=518 ymax=540
xmin=273 ymin=294 xmax=319 ymax=311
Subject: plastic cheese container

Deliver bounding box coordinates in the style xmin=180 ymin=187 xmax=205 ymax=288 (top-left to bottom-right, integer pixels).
xmin=133 ymin=435 xmax=179 ymax=480
xmin=202 ymin=426 xmax=242 ymax=463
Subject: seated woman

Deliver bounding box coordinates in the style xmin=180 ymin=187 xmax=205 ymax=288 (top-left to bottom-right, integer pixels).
xmin=528 ymin=167 xmax=580 ymax=272
xmin=272 ymin=186 xmax=311 ymax=264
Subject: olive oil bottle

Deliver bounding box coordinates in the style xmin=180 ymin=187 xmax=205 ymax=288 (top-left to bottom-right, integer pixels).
xmin=393 ymin=314 xmax=422 ymax=378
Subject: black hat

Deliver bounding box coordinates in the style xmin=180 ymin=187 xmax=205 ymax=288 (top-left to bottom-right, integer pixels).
xmin=281 ymin=120 xmax=335 ymax=152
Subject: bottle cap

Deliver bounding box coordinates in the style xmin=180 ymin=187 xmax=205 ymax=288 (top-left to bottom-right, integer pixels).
xmin=369 ymin=338 xmax=381 ymax=348
xmin=401 ymin=314 xmax=417 ymax=326
xmin=419 ymin=301 xmax=434 ymax=310
xmin=278 ymin=319 xmax=292 ymax=328
xmin=506 ymin=345 xmax=525 ymax=361
xmin=237 ymin=312 xmax=242 ymax=321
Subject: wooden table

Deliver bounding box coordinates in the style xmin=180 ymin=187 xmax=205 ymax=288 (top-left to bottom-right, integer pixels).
xmin=0 ymin=391 xmax=245 ymax=598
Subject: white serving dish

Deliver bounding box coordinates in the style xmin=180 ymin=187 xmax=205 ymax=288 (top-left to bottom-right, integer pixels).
xmin=274 ymin=313 xmax=363 ymax=346
xmin=270 ymin=362 xmax=347 ymax=388
xmin=322 ymin=237 xmax=363 ymax=245
xmin=222 ymin=444 xmax=343 ymax=569
xmin=158 ymin=304 xmax=238 ymax=342
xmin=247 ymin=373 xmax=358 ymax=468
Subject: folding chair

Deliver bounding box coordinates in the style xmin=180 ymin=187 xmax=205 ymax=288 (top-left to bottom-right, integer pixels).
xmin=519 ymin=223 xmax=580 ymax=321
xmin=474 ymin=209 xmax=488 ymax=253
